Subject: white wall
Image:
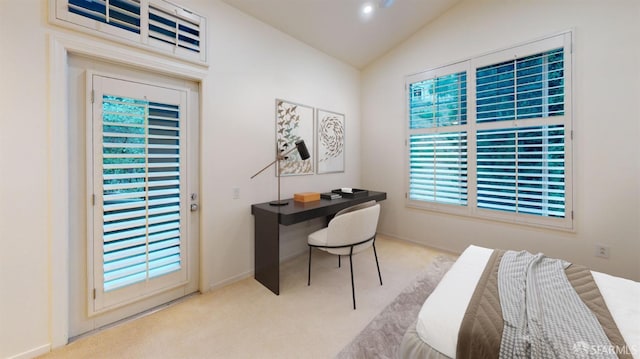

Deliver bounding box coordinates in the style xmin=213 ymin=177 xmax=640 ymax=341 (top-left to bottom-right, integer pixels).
xmin=362 ymin=0 xmax=640 ymax=281
xmin=0 ymin=1 xmax=51 ymax=358
xmin=192 ymin=0 xmax=362 ymax=292
xmin=0 ymin=0 xmax=360 ymax=357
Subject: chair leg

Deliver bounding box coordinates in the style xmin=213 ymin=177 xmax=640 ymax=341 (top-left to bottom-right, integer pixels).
xmin=307 ymin=246 xmax=312 ymax=286
xmin=338 ymin=255 xmax=341 ymax=268
xmin=373 ymin=241 xmax=382 ymax=286
xmin=349 ymin=247 xmax=356 ymax=310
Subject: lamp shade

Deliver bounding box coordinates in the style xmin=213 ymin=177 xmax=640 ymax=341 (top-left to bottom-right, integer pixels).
xmin=295 ymin=140 xmax=310 ymax=160
xmin=250 ymin=138 xmax=311 ymax=206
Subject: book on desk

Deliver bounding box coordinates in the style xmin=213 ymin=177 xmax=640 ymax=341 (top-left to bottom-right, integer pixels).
xmin=320 ymin=192 xmax=342 ymax=200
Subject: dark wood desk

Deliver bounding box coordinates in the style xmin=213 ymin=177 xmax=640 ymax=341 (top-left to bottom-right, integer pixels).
xmin=251 ymin=191 xmax=387 ymax=294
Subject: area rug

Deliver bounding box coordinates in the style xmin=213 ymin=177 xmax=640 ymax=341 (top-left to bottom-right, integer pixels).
xmin=336 ymin=255 xmax=456 ymax=359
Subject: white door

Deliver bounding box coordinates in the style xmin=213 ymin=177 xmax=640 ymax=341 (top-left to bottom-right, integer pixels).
xmin=67 ymin=55 xmax=199 ymax=336
xmin=90 ymin=75 xmax=190 ymax=313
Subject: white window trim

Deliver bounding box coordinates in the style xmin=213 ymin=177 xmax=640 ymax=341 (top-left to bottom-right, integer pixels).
xmin=405 ymin=30 xmax=574 ymax=231
xmin=49 ymin=0 xmax=208 ymax=65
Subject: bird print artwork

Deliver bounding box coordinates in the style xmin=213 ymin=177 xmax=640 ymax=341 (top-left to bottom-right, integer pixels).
xmin=275 ymin=99 xmax=313 ymax=175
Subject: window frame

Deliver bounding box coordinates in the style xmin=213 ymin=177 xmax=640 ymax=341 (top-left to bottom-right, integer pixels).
xmin=50 ymin=0 xmax=207 ymax=65
xmin=405 ymin=31 xmax=573 ymax=230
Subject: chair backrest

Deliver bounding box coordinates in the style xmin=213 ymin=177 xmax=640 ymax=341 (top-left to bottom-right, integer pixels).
xmin=325 ymin=203 xmax=380 ymax=255
xmin=335 ymin=200 xmax=376 ymax=217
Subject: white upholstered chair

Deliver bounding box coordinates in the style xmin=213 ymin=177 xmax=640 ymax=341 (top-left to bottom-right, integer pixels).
xmin=307 ymin=201 xmax=382 ymax=309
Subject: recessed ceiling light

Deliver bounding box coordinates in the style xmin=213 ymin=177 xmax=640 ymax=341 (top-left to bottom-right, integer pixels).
xmin=362 ymin=4 xmax=374 ymax=14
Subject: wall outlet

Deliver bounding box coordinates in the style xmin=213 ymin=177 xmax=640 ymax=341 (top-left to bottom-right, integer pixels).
xmin=595 ymin=244 xmax=610 ymax=259
xmin=233 ymin=187 xmax=240 ymax=199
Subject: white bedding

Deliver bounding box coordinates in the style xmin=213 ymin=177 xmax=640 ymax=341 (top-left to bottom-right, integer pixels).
xmin=416 ymin=245 xmax=640 ymax=358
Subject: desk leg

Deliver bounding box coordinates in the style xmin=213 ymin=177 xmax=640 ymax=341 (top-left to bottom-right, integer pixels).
xmin=254 ymin=210 xmax=280 ymax=295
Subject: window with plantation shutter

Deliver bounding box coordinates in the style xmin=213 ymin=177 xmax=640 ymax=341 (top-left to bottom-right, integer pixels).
xmin=409 ymin=132 xmax=468 ymax=205
xmin=408 ymin=69 xmax=468 ymax=206
xmin=91 ymin=75 xmax=188 ymax=313
xmin=406 ymin=32 xmax=572 ymax=229
xmin=476 ymin=48 xmax=565 ymax=123
xmin=148 ymin=2 xmax=203 ymax=56
xmin=68 ymin=0 xmax=141 ymax=34
xmin=476 ymin=126 xmax=565 ymax=217
xmin=51 ymin=0 xmax=207 ymax=64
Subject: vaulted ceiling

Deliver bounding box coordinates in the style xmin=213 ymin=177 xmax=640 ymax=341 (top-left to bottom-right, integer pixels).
xmin=221 ymin=0 xmax=462 ymax=68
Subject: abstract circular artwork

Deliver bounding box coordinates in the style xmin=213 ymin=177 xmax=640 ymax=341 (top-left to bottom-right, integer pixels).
xmin=316 ymin=109 xmax=345 ymax=173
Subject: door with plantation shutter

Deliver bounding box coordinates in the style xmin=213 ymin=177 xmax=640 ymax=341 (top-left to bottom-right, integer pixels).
xmin=90 ymin=74 xmax=195 ymax=314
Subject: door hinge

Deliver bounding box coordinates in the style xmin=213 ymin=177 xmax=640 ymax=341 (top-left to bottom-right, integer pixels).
xmin=93 ymin=288 xmax=96 ymax=299
xmin=571 ymin=210 xmax=574 ymax=219
xmin=91 ymin=89 xmax=94 ymax=104
xmin=92 ymin=194 xmax=95 ymax=206
xmin=570 ymin=130 xmax=574 ymax=140
xmin=405 ymin=192 xmax=408 ymax=199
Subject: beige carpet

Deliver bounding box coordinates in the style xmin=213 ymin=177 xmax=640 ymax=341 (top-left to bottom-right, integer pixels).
xmin=41 ymin=235 xmax=449 ymax=359
xmin=336 ymin=254 xmax=456 ymax=358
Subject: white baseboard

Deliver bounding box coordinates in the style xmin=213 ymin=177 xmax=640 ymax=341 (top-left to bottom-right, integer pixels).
xmin=207 ymin=270 xmax=253 ymax=292
xmin=377 ymin=230 xmax=461 ymax=257
xmin=206 ymin=248 xmax=308 ymax=292
xmin=7 ymin=343 xmax=50 ymax=359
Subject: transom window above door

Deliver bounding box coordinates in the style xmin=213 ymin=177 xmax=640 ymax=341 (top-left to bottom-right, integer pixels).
xmin=50 ymin=0 xmax=208 ymax=64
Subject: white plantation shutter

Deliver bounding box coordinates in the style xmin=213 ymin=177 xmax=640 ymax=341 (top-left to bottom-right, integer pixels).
xmin=52 ymin=0 xmax=207 ymax=64
xmin=91 ymin=75 xmax=189 ymax=313
xmin=101 ymin=96 xmax=183 ymax=293
xmin=476 ymin=126 xmax=565 ymax=217
xmin=475 ymin=47 xmax=566 ymax=219
xmin=148 ymin=2 xmax=203 ymax=59
xmin=146 ymin=101 xmax=183 ymax=279
xmin=406 ymin=32 xmax=572 ymax=229
xmin=409 ymin=132 xmax=468 ymax=205
xmin=68 ymin=0 xmax=141 ymax=34
xmin=407 ymin=70 xmax=468 ymax=206
xmin=476 ymin=48 xmax=564 ymax=122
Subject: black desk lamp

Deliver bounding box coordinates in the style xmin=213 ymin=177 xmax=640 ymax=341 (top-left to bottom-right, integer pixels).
xmin=251 ymin=139 xmax=311 ymax=206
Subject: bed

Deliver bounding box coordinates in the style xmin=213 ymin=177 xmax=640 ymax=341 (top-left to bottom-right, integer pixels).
xmin=400 ymin=245 xmax=640 ymax=359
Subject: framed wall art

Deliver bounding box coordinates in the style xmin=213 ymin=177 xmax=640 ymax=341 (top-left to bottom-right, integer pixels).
xmin=316 ymin=109 xmax=345 ymax=174
xmin=275 ymin=99 xmax=314 ymax=176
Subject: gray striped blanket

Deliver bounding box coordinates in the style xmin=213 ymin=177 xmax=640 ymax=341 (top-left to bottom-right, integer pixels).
xmin=498 ymin=250 xmax=617 ymax=359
